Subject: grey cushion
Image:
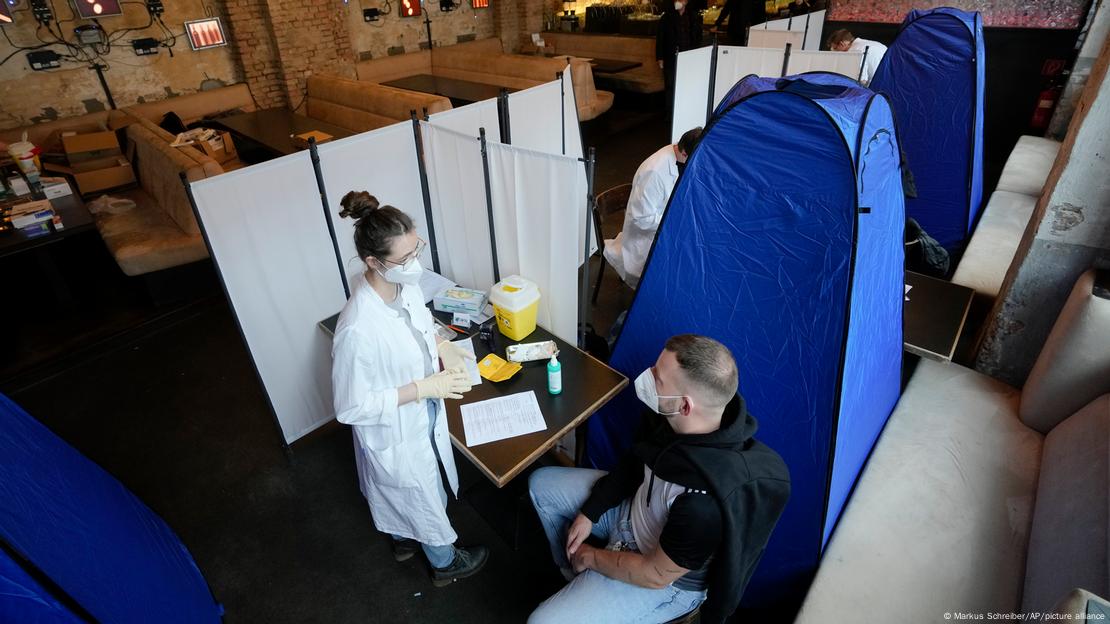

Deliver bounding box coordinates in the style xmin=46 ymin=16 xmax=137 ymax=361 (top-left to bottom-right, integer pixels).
xmin=996 ymin=135 xmax=1061 ymax=197
xmin=795 ymin=360 xmax=1043 ymax=623
xmin=1022 ymin=395 xmax=1110 ymax=614
xmin=1021 ymin=269 xmax=1110 ymax=433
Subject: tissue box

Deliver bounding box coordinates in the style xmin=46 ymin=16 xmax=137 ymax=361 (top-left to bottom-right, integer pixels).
xmin=433 ymin=288 xmax=488 ymax=316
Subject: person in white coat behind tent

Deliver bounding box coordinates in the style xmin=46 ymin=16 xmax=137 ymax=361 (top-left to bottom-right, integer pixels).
xmin=331 ymin=191 xmax=488 ymax=587
xmin=603 ymin=127 xmax=703 ymax=289
xmin=827 ymin=29 xmax=887 ymax=86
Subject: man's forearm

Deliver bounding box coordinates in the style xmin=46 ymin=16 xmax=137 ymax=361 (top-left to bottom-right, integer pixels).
xmin=587 ymin=548 xmax=676 ymax=590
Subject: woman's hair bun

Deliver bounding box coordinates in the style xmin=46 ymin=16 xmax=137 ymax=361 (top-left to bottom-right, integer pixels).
xmin=339 ymin=191 xmax=380 ymax=220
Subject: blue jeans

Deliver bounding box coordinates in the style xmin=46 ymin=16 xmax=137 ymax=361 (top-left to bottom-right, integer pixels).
xmin=527 ymin=467 xmax=706 ymax=623
xmin=392 ymin=401 xmax=456 ymax=569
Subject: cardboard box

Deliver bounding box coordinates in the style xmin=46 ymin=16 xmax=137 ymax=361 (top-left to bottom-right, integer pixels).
xmin=44 ymin=157 xmax=135 ymax=195
xmin=61 ymin=130 xmax=123 ymax=165
xmin=192 ymin=131 xmax=238 ymax=164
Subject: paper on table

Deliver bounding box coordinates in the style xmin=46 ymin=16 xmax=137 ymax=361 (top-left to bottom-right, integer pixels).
xmin=461 ymin=391 xmax=547 ymax=447
xmin=420 ymin=269 xmax=456 ymax=304
xmin=455 ymin=337 xmax=482 ymax=386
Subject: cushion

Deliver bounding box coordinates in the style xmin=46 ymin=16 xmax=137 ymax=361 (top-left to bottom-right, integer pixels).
xmin=795 ymin=359 xmax=1042 ymax=623
xmin=1021 ymin=269 xmax=1110 ymax=433
xmin=89 ymin=190 xmax=208 ymax=276
xmin=996 ymin=135 xmax=1061 ymax=197
xmin=1022 ymin=395 xmax=1110 ymax=614
xmin=951 ymin=191 xmax=1038 ymax=298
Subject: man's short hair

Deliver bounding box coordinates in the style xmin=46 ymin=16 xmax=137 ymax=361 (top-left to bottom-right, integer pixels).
xmin=665 ymin=334 xmax=739 ymax=407
xmin=826 ymin=28 xmax=854 ymax=49
xmin=677 ymin=127 xmax=703 ymax=156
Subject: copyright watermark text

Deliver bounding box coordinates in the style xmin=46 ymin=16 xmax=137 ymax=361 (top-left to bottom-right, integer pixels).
xmin=942 ymin=613 xmax=1106 ymax=621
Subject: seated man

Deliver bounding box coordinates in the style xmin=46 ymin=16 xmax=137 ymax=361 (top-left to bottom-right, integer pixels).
xmin=603 ymin=128 xmax=703 ymax=289
xmin=826 ymin=28 xmax=888 ymax=86
xmin=527 ymin=335 xmax=791 ymax=624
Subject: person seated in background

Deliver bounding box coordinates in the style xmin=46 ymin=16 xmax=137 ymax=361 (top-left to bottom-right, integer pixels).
xmin=826 ymin=28 xmax=888 ymax=86
xmin=526 ymin=334 xmax=791 ymax=624
xmin=603 ymin=127 xmax=703 ymax=289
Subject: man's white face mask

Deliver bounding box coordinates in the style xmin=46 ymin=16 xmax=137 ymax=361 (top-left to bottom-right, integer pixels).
xmin=634 ymin=369 xmax=686 ymax=416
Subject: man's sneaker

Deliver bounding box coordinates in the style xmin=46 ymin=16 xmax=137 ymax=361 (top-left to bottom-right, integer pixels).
xmin=430 ymin=545 xmax=489 ymax=587
xmin=391 ymin=538 xmax=420 ymax=562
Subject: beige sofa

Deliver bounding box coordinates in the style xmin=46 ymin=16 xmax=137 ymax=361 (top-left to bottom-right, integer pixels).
xmin=90 ymin=122 xmax=212 ymax=276
xmin=123 ymin=83 xmax=256 ymax=125
xmin=538 ymin=32 xmax=664 ymax=94
xmin=356 ymin=38 xmax=614 ymax=121
xmin=952 ymin=135 xmax=1062 ymax=298
xmin=304 ymin=74 xmax=451 ymax=132
xmin=795 ymin=268 xmax=1110 ymax=622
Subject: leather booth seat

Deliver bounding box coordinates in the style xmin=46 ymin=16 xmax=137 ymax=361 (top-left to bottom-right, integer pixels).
xmin=952 ymin=135 xmax=1061 ymax=298
xmin=356 ymin=38 xmax=614 ymax=121
xmin=538 ymin=32 xmax=664 ymax=95
xmin=304 ymin=74 xmax=451 ymax=132
xmin=795 ymin=269 xmax=1110 ymax=622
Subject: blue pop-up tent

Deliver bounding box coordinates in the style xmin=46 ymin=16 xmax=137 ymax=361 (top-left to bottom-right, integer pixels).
xmin=0 ymin=394 xmax=222 ymax=623
xmin=586 ymin=74 xmax=905 ymax=607
xmin=870 ymin=7 xmax=985 ymax=251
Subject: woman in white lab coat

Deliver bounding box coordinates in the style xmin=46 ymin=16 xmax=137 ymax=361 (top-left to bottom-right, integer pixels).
xmin=331 ymin=191 xmax=488 ymax=586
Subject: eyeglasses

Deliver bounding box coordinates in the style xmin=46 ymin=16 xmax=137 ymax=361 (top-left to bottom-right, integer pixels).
xmin=380 ymin=238 xmax=426 ymax=268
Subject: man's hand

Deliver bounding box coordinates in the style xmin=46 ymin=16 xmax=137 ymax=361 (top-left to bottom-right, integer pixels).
xmin=565 ymin=513 xmax=593 ymax=559
xmin=570 ymin=542 xmax=596 ymax=574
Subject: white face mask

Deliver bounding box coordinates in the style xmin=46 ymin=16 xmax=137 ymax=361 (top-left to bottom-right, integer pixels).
xmin=673 ymin=1 xmax=684 ymax=9
xmin=377 ymin=257 xmax=423 ymax=285
xmin=634 ymin=369 xmax=685 ymax=416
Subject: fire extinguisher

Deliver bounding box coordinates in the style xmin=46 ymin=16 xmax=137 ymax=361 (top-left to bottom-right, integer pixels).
xmin=1030 ymin=71 xmax=1066 ymax=132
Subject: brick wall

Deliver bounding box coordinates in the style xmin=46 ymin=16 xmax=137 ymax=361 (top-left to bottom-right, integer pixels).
xmin=348 ymin=3 xmax=496 ymax=59
xmin=494 ymin=0 xmax=547 ymax=53
xmin=226 ymin=0 xmax=355 ymax=109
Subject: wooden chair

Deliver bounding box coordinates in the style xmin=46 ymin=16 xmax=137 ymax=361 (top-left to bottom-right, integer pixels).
xmin=591 ymin=182 xmax=633 ymax=303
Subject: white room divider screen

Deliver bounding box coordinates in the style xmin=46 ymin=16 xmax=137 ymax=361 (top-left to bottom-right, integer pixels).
xmin=486 ymin=142 xmax=588 ymax=344
xmin=672 ymin=45 xmax=864 ymax=142
xmin=190 ymin=153 xmax=348 ymax=444
xmin=315 ymin=123 xmax=431 ymax=291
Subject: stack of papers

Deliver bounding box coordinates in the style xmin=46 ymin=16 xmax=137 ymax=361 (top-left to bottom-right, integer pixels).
xmin=461 ymin=391 xmax=547 ymax=446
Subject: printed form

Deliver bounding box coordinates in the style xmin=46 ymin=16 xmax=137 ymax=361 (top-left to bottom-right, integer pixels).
xmin=461 ymin=391 xmax=547 ymax=447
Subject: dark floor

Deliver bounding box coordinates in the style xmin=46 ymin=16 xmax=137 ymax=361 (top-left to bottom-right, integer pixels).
xmin=3 ymin=99 xmax=670 ymax=623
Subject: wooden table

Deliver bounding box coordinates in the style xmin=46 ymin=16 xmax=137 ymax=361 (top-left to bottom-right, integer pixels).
xmin=0 ymin=193 xmax=94 ymax=259
xmin=445 ymin=324 xmax=626 ymax=487
xmin=319 ymin=314 xmax=628 ymax=488
xmin=210 ymin=108 xmax=354 ymax=157
xmin=589 ymin=57 xmax=643 ymax=73
xmin=382 ymin=74 xmax=516 ymax=106
xmin=904 ymin=271 xmax=975 ymax=362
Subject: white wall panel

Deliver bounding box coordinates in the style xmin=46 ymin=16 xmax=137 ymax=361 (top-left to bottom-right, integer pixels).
xmin=671 ymin=46 xmax=714 ymax=143
xmin=787 ymin=50 xmax=864 ymax=79
xmin=747 ymin=29 xmax=804 ymax=50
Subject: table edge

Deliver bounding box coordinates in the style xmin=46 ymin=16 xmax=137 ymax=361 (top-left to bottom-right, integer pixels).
xmin=449 ymin=376 xmax=629 ymax=488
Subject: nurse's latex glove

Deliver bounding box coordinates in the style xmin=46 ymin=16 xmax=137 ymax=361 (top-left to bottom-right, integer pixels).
xmin=437 ymin=340 xmax=476 ymax=373
xmin=415 ymin=368 xmax=471 ymax=400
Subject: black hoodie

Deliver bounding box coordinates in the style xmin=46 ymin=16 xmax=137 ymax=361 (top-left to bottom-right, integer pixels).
xmin=580 ymin=395 xmax=790 ymax=624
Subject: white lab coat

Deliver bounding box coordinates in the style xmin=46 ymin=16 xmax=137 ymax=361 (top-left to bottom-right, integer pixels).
xmin=851 ymin=37 xmax=888 ymax=86
xmin=603 ymin=144 xmax=679 ymax=288
xmin=331 ymin=274 xmax=460 ymax=546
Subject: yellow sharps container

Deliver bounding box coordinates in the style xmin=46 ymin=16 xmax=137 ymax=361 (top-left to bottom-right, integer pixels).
xmin=489 ymin=275 xmax=540 ymax=341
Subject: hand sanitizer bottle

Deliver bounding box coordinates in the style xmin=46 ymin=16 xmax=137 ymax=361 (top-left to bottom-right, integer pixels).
xmin=547 ymin=353 xmax=562 ymax=396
